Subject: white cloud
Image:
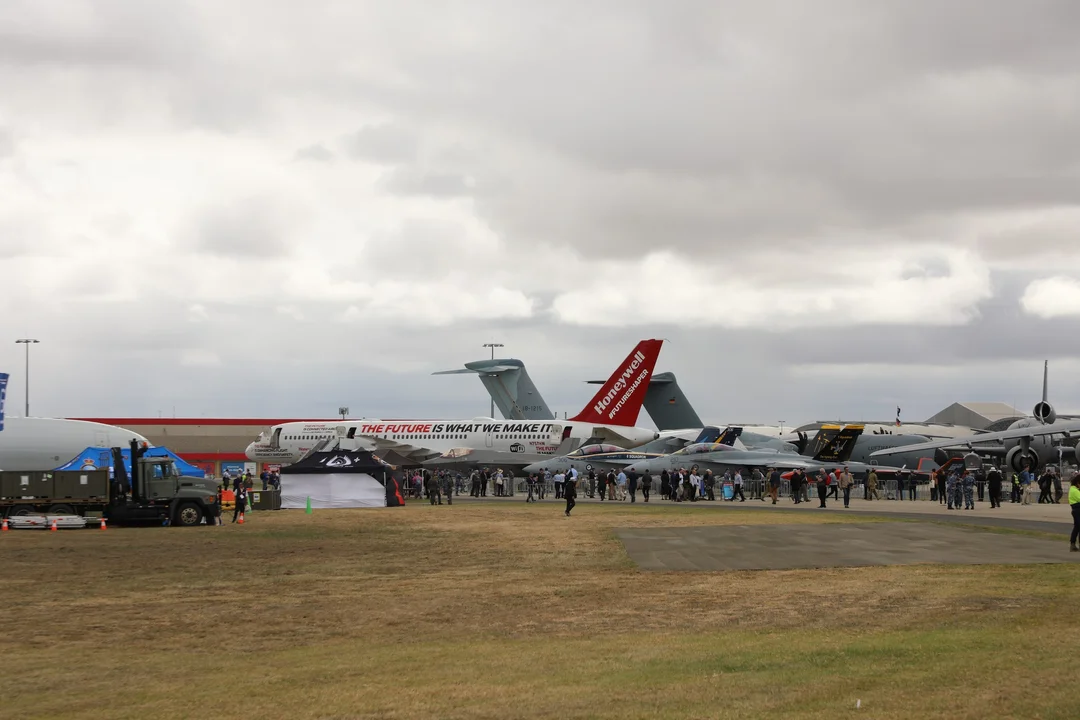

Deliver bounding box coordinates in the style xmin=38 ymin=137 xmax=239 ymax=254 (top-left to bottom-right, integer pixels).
xmin=1020 ymin=276 xmax=1080 ymax=318
xmin=552 ymin=246 xmax=992 ymax=329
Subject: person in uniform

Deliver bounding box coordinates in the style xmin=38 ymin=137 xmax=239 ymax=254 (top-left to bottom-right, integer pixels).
xmin=426 ymin=472 xmax=441 ymax=505
xmin=441 ymin=471 xmax=454 ymax=505
xmin=866 ymin=470 xmax=879 ymax=501
xmin=962 ymin=469 xmax=976 ymax=509
xmin=564 ymin=468 xmax=577 ymax=516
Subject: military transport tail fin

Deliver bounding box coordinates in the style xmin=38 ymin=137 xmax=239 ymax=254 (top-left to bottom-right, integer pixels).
xmin=569 ymin=339 xmax=663 ymax=426
xmin=812 ymin=425 xmax=865 ymax=462
xmin=433 ymin=359 xmax=554 ymax=421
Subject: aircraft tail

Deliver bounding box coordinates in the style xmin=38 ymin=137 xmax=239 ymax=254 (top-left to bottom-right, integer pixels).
xmin=569 ymin=340 xmax=663 ymax=426
xmin=433 ymin=359 xmax=554 ymax=421
xmin=691 ymin=425 xmax=742 ymax=445
xmin=812 ymin=425 xmax=864 ymax=462
xmin=641 ymin=372 xmax=702 ymax=430
xmin=802 ymin=425 xmax=841 ymax=457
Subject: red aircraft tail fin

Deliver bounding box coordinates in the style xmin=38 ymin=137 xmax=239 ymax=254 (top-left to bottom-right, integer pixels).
xmin=569 ymin=340 xmax=663 ymax=426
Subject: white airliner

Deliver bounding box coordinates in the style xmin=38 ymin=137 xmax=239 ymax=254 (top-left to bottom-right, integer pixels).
xmin=245 ymin=340 xmax=665 ymax=465
xmin=0 ymin=417 xmax=151 ymax=471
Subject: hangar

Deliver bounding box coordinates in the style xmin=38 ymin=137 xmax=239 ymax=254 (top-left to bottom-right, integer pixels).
xmin=67 ymin=418 xmax=319 ymax=477
xmin=923 ymin=402 xmax=1024 ymax=431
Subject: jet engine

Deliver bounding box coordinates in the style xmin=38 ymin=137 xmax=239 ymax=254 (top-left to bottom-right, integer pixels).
xmin=1033 ymin=400 xmax=1056 ymax=425
xmin=1005 ymin=445 xmax=1040 ymax=473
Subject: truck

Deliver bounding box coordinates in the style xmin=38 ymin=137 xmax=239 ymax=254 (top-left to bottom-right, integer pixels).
xmin=0 ymin=440 xmax=220 ymax=526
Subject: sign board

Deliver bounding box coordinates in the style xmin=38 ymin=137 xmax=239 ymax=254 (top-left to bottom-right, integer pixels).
xmin=262 ymin=463 xmax=281 ymax=473
xmin=221 ymin=461 xmax=247 ymax=478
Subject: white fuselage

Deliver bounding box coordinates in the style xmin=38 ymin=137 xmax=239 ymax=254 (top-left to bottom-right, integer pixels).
xmin=0 ymin=417 xmax=151 ymax=471
xmin=245 ymin=418 xmax=658 ymax=465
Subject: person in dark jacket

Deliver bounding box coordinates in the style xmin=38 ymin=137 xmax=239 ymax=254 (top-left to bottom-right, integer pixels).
xmin=564 ymin=471 xmax=577 ymax=516
xmin=660 ymin=469 xmax=671 ymax=500
xmin=987 ymin=465 xmax=1003 ymax=508
xmin=641 ymin=472 xmax=652 ymax=502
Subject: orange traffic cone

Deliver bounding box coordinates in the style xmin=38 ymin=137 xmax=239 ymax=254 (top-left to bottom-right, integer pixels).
xmin=100 ymin=517 xmax=107 ymax=531
xmin=237 ymin=512 xmax=245 ymax=525
xmin=50 ymin=519 xmax=58 ymax=532
xmin=2 ymin=517 xmax=8 ymax=532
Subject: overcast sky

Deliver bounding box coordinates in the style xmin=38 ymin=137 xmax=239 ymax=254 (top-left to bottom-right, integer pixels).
xmin=3 ymin=0 xmax=1080 ymax=427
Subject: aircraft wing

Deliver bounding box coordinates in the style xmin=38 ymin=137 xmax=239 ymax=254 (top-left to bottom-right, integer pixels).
xmin=699 ymin=455 xmax=818 ymax=472
xmin=868 ymin=421 xmax=1080 ymax=458
xmin=356 ymin=435 xmax=441 ymax=461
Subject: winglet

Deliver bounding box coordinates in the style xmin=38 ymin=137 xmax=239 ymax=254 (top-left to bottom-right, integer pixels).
xmin=569 ymin=340 xmax=663 ymax=426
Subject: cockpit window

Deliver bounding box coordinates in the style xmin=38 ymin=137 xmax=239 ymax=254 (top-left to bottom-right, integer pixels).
xmin=672 ymin=443 xmax=732 ymax=456
xmin=568 ymin=444 xmax=623 ymax=456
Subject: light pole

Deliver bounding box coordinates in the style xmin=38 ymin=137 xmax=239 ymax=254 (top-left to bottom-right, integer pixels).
xmin=15 ymin=339 xmax=40 ymax=417
xmin=482 ymin=342 xmax=504 ymax=418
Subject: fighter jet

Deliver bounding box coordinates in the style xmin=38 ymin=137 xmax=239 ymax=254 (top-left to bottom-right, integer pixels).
xmin=523 ymin=427 xmax=744 ymax=476
xmin=624 ymin=425 xmax=871 ymax=477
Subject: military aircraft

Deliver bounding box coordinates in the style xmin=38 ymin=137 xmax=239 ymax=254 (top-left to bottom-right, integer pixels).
xmin=522 ymin=428 xmax=744 ymax=476
xmin=624 ymin=425 xmax=871 ymax=477
xmin=870 ymin=361 xmax=1080 ymax=472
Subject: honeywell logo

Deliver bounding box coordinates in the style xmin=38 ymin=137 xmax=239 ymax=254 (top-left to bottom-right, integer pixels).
xmin=593 ymin=350 xmax=648 ymax=420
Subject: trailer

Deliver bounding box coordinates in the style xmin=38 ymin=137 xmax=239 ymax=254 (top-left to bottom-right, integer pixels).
xmin=0 ymin=440 xmax=220 ymax=527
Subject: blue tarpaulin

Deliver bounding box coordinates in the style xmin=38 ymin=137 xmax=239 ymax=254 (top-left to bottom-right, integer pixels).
xmin=54 ymin=446 xmax=206 ymax=478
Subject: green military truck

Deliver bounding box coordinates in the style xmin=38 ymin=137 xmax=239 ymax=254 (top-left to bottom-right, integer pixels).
xmin=0 ymin=440 xmax=220 ymax=526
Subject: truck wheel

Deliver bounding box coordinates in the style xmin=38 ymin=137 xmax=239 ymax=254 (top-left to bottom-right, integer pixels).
xmin=48 ymin=504 xmax=75 ymax=515
xmin=175 ymin=503 xmax=203 ymax=527
xmin=9 ymin=505 xmax=36 ymax=516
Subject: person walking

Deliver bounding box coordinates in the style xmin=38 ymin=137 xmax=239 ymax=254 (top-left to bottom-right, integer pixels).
xmin=1069 ymin=474 xmax=1080 ymax=552
xmin=866 ymin=470 xmax=880 ymax=501
xmin=732 ymin=469 xmax=746 ymax=502
xmin=839 ymin=466 xmax=854 ymax=508
xmin=232 ymin=484 xmax=248 ymax=523
xmin=627 ymin=471 xmax=638 ymax=503
xmin=704 ymin=470 xmax=716 ymax=501
xmin=641 ymin=471 xmax=652 ymax=502
xmin=564 ymin=469 xmax=577 ymax=517
xmin=768 ymin=468 xmax=781 ymax=504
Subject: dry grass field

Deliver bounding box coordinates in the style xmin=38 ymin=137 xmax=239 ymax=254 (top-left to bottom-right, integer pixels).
xmin=2 ymin=501 xmax=1078 ymax=719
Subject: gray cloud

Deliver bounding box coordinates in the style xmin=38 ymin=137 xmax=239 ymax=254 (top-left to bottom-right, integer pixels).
xmin=187 ymin=196 xmax=298 ymax=258
xmin=294 ymin=144 xmax=334 ymax=162
xmin=378 ymin=168 xmax=473 ymax=197
xmin=343 ymin=123 xmax=418 ymax=164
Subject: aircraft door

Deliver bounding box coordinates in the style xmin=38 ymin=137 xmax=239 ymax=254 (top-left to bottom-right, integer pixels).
xmin=485 ymin=430 xmax=494 ymax=448
xmin=270 ymin=428 xmax=282 ymax=449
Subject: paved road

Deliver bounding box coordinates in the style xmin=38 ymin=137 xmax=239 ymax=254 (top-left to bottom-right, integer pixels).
xmin=456 ymin=493 xmax=1074 ymax=535
xmin=616 ymin=522 xmax=1080 ymax=571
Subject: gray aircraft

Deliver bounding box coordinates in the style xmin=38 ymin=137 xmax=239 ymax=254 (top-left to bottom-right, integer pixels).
xmin=871 ymin=361 xmax=1080 ymax=472
xmin=624 ymin=425 xmax=882 ymax=477
xmin=522 ymin=427 xmax=745 ymax=477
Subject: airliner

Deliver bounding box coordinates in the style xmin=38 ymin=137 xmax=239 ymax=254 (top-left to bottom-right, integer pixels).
xmin=245 ymin=340 xmax=664 ymax=465
xmin=0 ymin=417 xmax=151 ymax=471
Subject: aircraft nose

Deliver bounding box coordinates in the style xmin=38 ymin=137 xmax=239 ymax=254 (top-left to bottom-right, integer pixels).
xmin=522 ymin=462 xmax=541 ymax=474
xmin=245 ymin=442 xmax=258 ymax=461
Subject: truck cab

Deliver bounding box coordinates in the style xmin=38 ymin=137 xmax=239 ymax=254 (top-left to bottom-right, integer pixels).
xmin=107 ymin=443 xmax=220 ymax=526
